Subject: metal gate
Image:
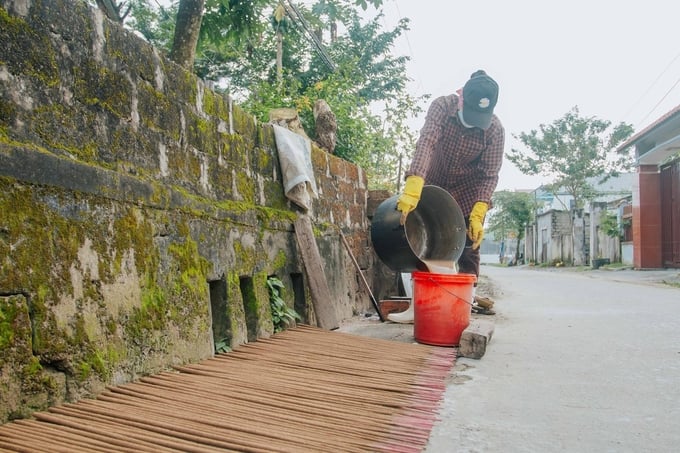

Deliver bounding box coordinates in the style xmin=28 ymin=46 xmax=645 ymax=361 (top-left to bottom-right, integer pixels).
xmin=661 ymin=160 xmax=680 ymax=268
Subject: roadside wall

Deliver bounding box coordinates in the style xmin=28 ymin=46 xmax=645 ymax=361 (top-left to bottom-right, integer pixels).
xmin=535 ymin=210 xmax=571 ymax=264
xmin=590 ymin=202 xmax=620 ymax=264
xmin=0 ymin=0 xmax=372 ymax=422
xmin=572 ymin=209 xmax=588 ymax=266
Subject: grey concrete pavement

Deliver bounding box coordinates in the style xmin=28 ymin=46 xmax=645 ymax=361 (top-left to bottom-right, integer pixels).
xmin=426 ymin=265 xmax=680 ymax=453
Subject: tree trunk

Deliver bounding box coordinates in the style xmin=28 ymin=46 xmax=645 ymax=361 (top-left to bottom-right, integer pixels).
xmin=276 ymin=30 xmax=283 ymax=83
xmin=169 ymin=0 xmax=206 ymax=70
xmin=330 ymin=22 xmax=337 ymax=42
xmin=95 ymin=0 xmax=123 ymax=23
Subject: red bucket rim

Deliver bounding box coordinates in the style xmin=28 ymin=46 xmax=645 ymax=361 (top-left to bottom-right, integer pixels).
xmin=411 ymin=271 xmax=477 ymax=283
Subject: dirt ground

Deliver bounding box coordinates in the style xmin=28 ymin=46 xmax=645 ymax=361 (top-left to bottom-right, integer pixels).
xmin=476 ymin=273 xmax=500 ymax=299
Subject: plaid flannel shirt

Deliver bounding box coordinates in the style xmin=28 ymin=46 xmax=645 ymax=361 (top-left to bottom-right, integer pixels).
xmin=406 ymin=94 xmax=505 ymax=216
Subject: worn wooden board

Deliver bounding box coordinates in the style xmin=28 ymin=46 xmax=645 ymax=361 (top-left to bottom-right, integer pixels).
xmin=294 ymin=215 xmax=339 ymax=330
xmin=458 ymin=318 xmax=495 ymax=359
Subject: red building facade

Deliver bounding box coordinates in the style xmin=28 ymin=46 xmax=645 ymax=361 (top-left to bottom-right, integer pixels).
xmin=618 ymin=106 xmax=680 ymax=269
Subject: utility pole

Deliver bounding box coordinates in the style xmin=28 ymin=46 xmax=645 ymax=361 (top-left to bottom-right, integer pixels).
xmin=533 ymin=188 xmax=538 ymax=264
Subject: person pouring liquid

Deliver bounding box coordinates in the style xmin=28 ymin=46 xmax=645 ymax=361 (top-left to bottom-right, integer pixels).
xmin=388 ymin=70 xmax=505 ymax=323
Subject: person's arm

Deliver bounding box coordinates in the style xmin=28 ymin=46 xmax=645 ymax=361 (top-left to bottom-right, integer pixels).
xmin=407 ymin=96 xmax=450 ymax=179
xmin=473 ymin=120 xmax=505 ymax=206
xmin=467 ymin=121 xmax=505 ymax=249
xmin=397 ymin=97 xmax=450 ymax=223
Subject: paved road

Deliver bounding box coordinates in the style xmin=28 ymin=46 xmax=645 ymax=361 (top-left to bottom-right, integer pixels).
xmin=426 ymin=265 xmax=680 ymax=453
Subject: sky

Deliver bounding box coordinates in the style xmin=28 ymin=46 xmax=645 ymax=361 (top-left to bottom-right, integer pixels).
xmin=362 ymin=0 xmax=680 ymax=190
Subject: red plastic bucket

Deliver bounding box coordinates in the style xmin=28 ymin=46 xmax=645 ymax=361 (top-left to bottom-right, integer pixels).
xmin=413 ymin=271 xmax=477 ymax=346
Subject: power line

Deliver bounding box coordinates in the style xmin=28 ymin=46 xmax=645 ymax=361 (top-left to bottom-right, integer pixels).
xmin=389 ymin=0 xmax=424 ymax=94
xmin=283 ymin=1 xmax=336 ymax=72
xmin=620 ymin=50 xmax=680 ymax=126
xmin=636 ymin=74 xmax=680 ymax=128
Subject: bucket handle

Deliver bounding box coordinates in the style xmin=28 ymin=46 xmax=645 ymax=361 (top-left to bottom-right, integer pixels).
xmin=424 ymin=276 xmax=474 ymax=306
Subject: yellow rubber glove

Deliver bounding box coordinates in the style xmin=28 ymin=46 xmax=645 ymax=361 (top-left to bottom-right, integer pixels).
xmin=396 ymin=176 xmax=425 ymax=225
xmin=468 ymin=201 xmax=488 ymax=250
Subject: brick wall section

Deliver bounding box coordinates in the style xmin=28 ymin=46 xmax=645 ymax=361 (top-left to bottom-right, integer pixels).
xmin=0 ymin=0 xmax=371 ymax=422
xmin=634 ymin=165 xmax=663 ymax=268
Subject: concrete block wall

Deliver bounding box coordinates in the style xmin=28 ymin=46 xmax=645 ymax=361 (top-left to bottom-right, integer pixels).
xmin=590 ymin=202 xmax=621 ymax=264
xmin=0 ymin=0 xmax=371 ymax=422
xmin=535 ymin=210 xmax=573 ymax=264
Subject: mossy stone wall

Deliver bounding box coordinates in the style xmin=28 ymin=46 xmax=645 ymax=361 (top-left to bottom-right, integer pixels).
xmin=0 ymin=0 xmax=371 ymax=423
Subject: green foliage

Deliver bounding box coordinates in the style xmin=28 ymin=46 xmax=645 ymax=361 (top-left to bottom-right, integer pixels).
xmin=123 ymin=0 xmax=177 ymax=51
xmin=488 ymin=191 xmax=536 ymax=240
xmin=241 ymin=8 xmax=424 ymax=189
xmin=194 ymin=0 xmax=276 ymax=81
xmin=507 ymin=106 xmax=634 ymax=210
xmin=488 ymin=191 xmax=536 ymax=262
xmin=121 ymin=0 xmax=420 ymax=191
xmin=600 ymin=211 xmax=621 ymax=238
xmin=214 ymin=338 xmax=232 ymax=353
xmin=267 ymin=276 xmax=300 ymax=333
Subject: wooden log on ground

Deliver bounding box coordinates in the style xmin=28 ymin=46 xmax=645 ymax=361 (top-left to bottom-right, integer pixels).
xmin=458 ymin=318 xmax=495 ymax=359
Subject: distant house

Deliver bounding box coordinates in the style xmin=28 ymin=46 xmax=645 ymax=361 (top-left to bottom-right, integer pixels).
xmin=533 ymin=173 xmax=634 ymax=214
xmin=524 ymin=174 xmax=634 ymax=266
xmin=615 ymin=105 xmax=680 ymax=269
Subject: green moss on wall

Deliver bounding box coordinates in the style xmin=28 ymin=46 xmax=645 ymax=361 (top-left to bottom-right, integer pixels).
xmin=138 ymin=82 xmax=174 ymax=132
xmin=20 ymin=356 xmax=58 ymax=393
xmin=253 ymin=271 xmax=273 ymax=331
xmin=235 ymin=171 xmax=256 ymax=204
xmin=224 ymin=270 xmax=245 ymax=343
xmin=76 ymin=349 xmax=107 ymax=382
xmin=232 ymin=241 xmax=257 ymax=274
xmin=111 ymin=207 xmax=157 ymax=278
xmin=201 ymin=88 xmax=216 ymax=116
xmin=125 ymin=274 xmax=167 ymax=343
xmin=271 ymin=250 xmax=288 ymax=273
xmin=213 ymin=91 xmax=231 ymax=123
xmin=0 ymin=295 xmax=31 ymax=363
xmin=124 ymin=220 xmax=211 ymax=349
xmin=168 ymin=225 xmax=211 ymax=320
xmin=107 ymin=126 xmax=153 ymax=169
xmin=31 ymin=104 xmax=100 ymax=162
xmin=0 ymin=183 xmax=81 ymax=305
xmin=0 ymin=293 xmax=61 ymax=411
xmin=0 ymin=183 xmax=209 ymax=390
xmin=183 ymin=111 xmax=224 ymax=159
xmin=232 ymin=104 xmax=257 ymax=140
xmin=74 ymin=60 xmax=132 ymax=119
xmin=261 ymin=180 xmax=289 ymax=210
xmin=166 ymin=141 xmax=203 ymax=183
xmin=0 ymin=8 xmax=59 ymax=88
xmin=0 ymin=98 xmax=16 ymax=130
xmin=253 ymin=147 xmax=273 ymax=173
xmin=0 ymin=304 xmax=17 ymax=352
